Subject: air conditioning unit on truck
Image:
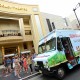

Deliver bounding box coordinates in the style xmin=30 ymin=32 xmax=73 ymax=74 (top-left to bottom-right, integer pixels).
xmin=33 ymin=30 xmax=80 ymax=80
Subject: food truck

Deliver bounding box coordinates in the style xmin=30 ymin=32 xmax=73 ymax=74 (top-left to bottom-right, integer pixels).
xmin=33 ymin=30 xmax=80 ymax=79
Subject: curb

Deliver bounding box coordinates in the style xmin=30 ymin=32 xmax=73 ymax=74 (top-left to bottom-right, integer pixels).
xmin=19 ymin=72 xmax=40 ymax=80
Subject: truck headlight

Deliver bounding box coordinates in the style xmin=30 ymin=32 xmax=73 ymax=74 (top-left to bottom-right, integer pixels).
xmin=44 ymin=61 xmax=48 ymax=68
xmin=34 ymin=61 xmax=37 ymax=66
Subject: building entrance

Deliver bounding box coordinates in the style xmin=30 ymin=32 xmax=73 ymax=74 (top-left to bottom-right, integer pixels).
xmin=4 ymin=47 xmax=17 ymax=55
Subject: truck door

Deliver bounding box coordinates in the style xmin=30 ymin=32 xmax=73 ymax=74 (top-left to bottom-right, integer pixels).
xmin=61 ymin=37 xmax=77 ymax=67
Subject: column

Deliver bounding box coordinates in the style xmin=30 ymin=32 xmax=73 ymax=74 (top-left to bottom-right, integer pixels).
xmin=19 ymin=18 xmax=25 ymax=40
xmin=30 ymin=15 xmax=40 ymax=53
xmin=2 ymin=46 xmax=4 ymax=59
xmin=38 ymin=14 xmax=47 ymax=36
xmin=18 ymin=46 xmax=20 ymax=57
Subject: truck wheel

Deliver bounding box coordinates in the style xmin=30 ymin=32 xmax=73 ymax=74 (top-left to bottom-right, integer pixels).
xmin=57 ymin=68 xmax=65 ymax=80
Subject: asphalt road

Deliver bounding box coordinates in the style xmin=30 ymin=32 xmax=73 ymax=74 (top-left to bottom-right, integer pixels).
xmin=0 ymin=65 xmax=80 ymax=80
xmin=28 ymin=65 xmax=80 ymax=80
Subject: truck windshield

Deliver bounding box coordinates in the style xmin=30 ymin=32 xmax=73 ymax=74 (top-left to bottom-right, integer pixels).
xmin=38 ymin=38 xmax=56 ymax=54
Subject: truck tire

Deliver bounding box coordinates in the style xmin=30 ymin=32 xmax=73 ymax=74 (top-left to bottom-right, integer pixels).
xmin=57 ymin=68 xmax=65 ymax=80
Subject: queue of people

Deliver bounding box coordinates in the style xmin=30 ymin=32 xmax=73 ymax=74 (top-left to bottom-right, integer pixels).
xmin=3 ymin=51 xmax=36 ymax=79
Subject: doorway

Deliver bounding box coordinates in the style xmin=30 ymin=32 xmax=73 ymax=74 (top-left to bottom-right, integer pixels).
xmin=4 ymin=47 xmax=17 ymax=55
xmin=61 ymin=37 xmax=74 ymax=61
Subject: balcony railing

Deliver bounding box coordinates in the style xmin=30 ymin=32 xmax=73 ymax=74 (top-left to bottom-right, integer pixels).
xmin=0 ymin=30 xmax=21 ymax=37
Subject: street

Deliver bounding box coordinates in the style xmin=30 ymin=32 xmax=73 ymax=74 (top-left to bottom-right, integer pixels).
xmin=0 ymin=65 xmax=80 ymax=80
xmin=27 ymin=65 xmax=80 ymax=80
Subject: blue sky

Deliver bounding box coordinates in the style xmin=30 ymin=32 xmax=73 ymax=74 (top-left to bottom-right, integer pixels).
xmin=9 ymin=0 xmax=80 ymax=18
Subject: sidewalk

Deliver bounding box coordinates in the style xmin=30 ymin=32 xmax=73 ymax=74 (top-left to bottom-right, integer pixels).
xmin=0 ymin=65 xmax=39 ymax=80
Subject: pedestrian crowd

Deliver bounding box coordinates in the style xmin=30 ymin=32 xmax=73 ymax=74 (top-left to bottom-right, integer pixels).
xmin=2 ymin=51 xmax=36 ymax=79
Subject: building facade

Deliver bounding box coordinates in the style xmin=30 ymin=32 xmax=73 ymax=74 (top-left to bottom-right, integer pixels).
xmin=0 ymin=0 xmax=46 ymax=64
xmin=41 ymin=13 xmax=72 ymax=34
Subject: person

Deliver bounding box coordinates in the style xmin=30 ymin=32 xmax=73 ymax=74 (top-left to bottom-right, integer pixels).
xmin=20 ymin=55 xmax=24 ymax=71
xmin=23 ymin=56 xmax=28 ymax=73
xmin=6 ymin=57 xmax=12 ymax=73
xmin=28 ymin=53 xmax=33 ymax=74
xmin=12 ymin=57 xmax=15 ymax=69
xmin=3 ymin=58 xmax=7 ymax=74
xmin=14 ymin=55 xmax=21 ymax=78
xmin=11 ymin=57 xmax=13 ymax=69
xmin=32 ymin=51 xmax=36 ymax=60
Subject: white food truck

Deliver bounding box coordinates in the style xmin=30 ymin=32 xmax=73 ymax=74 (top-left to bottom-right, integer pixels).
xmin=33 ymin=30 xmax=80 ymax=79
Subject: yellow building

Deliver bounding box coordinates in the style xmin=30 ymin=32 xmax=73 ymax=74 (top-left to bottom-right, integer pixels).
xmin=0 ymin=0 xmax=46 ymax=64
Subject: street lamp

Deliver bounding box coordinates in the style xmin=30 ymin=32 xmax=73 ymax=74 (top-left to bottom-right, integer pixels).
xmin=73 ymin=3 xmax=80 ymax=26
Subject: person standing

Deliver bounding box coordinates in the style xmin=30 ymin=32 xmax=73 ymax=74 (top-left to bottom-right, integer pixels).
xmin=14 ymin=55 xmax=21 ymax=78
xmin=20 ymin=55 xmax=23 ymax=70
xmin=11 ymin=57 xmax=13 ymax=69
xmin=3 ymin=58 xmax=7 ymax=74
xmin=32 ymin=51 xmax=36 ymax=60
xmin=28 ymin=54 xmax=33 ymax=74
xmin=6 ymin=57 xmax=12 ymax=73
xmin=23 ymin=56 xmax=28 ymax=73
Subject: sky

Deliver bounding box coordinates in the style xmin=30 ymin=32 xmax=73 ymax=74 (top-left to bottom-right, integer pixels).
xmin=8 ymin=0 xmax=80 ymax=18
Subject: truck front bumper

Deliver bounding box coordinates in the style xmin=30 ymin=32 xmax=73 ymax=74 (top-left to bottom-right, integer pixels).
xmin=34 ymin=66 xmax=56 ymax=75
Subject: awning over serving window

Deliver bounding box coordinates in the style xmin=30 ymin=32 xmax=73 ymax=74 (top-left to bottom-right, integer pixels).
xmin=4 ymin=54 xmax=15 ymax=57
xmin=21 ymin=51 xmax=31 ymax=54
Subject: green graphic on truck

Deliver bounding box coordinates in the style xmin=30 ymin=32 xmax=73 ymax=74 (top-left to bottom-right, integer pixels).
xmin=48 ymin=52 xmax=66 ymax=67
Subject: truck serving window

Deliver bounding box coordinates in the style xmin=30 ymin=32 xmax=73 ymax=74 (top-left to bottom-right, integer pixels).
xmin=38 ymin=38 xmax=56 ymax=54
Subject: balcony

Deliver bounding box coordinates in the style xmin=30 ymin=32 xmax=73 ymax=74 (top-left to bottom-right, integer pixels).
xmin=0 ymin=30 xmax=23 ymax=42
xmin=0 ymin=36 xmax=23 ymax=41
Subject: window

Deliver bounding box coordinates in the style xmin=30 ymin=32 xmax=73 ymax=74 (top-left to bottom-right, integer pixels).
xmin=25 ymin=30 xmax=31 ymax=35
xmin=46 ymin=38 xmax=56 ymax=50
xmin=52 ymin=22 xmax=55 ymax=29
xmin=38 ymin=38 xmax=56 ymax=54
xmin=46 ymin=19 xmax=52 ymax=32
xmin=23 ymin=42 xmax=27 ymax=49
